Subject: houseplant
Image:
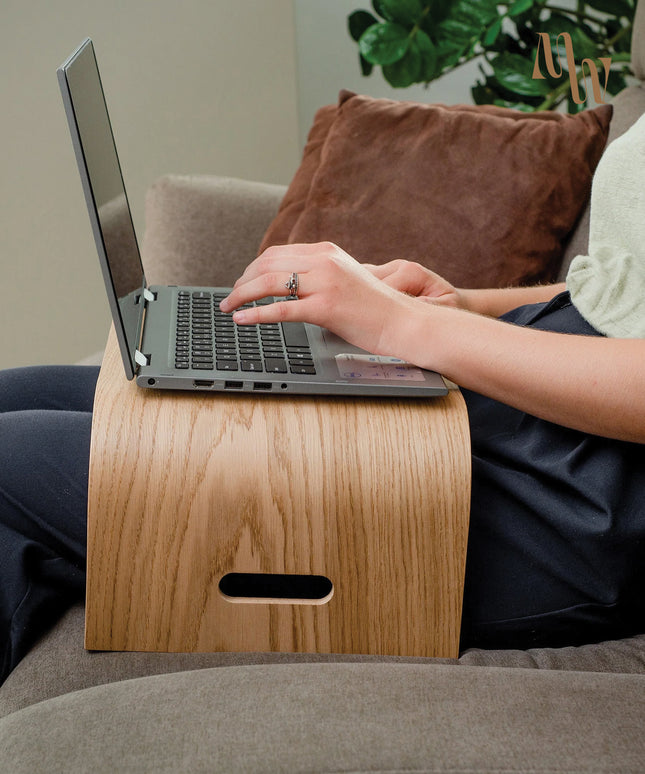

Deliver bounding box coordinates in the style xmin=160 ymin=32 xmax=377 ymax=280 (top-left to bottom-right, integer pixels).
xmin=348 ymin=0 xmax=635 ymax=111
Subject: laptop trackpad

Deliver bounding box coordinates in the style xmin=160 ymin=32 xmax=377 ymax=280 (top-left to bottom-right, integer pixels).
xmin=320 ymin=329 xmax=437 ymax=384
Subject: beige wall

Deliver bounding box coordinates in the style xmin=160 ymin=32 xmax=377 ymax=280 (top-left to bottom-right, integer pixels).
xmin=1 ymin=0 xmax=299 ymax=368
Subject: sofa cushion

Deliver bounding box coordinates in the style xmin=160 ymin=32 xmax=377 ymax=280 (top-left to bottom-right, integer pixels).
xmin=260 ymin=91 xmax=612 ymax=289
xmin=0 ymin=604 xmax=451 ymax=717
xmin=460 ymin=633 xmax=645 ymax=672
xmin=142 ymin=175 xmax=286 ymax=287
xmin=3 ymin=603 xmax=645 ymax=718
xmin=2 ymin=662 xmax=644 ymax=773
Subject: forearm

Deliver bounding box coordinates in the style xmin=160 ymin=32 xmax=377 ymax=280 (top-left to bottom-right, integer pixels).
xmin=459 ymin=283 xmax=566 ymax=318
xmin=395 ymin=302 xmax=645 ymax=444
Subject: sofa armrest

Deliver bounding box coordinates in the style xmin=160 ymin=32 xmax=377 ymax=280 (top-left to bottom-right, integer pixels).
xmin=141 ymin=174 xmax=286 ymax=287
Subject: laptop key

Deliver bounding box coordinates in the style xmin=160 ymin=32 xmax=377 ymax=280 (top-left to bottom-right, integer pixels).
xmin=281 ymin=322 xmax=309 ymax=348
xmin=241 ymin=360 xmax=264 ymax=372
xmin=216 ymin=360 xmax=239 ymax=371
xmin=265 ymin=358 xmax=288 ymax=373
xmin=290 ymin=364 xmax=316 ymax=375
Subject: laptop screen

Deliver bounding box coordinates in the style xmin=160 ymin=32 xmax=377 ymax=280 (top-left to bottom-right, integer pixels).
xmin=58 ymin=38 xmax=145 ymax=379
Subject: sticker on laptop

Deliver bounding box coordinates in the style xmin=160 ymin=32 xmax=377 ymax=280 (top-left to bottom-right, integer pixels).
xmin=336 ymin=354 xmax=426 ymax=382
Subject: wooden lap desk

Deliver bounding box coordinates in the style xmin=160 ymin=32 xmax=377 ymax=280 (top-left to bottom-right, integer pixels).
xmin=86 ymin=326 xmax=471 ymax=658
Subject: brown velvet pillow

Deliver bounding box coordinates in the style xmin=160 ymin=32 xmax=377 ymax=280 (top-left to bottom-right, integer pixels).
xmin=258 ymin=104 xmax=337 ymax=250
xmin=260 ymin=91 xmax=612 ymax=289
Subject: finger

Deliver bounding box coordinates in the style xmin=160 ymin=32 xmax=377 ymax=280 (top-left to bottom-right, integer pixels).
xmin=231 ymin=298 xmax=305 ymax=326
xmin=221 ymin=271 xmax=305 ymax=313
xmin=362 ymin=260 xmax=407 ymax=280
xmin=363 ymin=264 xmax=391 ymax=278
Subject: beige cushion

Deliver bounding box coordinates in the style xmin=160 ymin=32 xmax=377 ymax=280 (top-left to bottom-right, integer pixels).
xmin=2 ymin=662 xmax=644 ymax=772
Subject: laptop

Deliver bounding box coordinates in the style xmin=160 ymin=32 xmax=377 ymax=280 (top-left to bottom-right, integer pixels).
xmin=57 ymin=38 xmax=449 ymax=397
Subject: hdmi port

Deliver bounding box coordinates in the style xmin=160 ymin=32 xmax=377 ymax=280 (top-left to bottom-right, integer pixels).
xmin=194 ymin=379 xmax=214 ymax=388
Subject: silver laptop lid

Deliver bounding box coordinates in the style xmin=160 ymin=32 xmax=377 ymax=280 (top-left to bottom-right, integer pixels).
xmin=58 ymin=38 xmax=145 ymax=380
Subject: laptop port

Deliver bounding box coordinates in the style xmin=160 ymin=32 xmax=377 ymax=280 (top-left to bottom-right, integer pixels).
xmin=253 ymin=382 xmax=272 ymax=391
xmin=193 ymin=379 xmax=214 ymax=388
xmin=224 ymin=380 xmax=243 ymax=390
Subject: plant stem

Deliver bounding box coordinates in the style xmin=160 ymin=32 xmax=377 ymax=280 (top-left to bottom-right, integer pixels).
xmin=545 ymin=3 xmax=605 ymax=24
xmin=606 ymin=24 xmax=632 ymax=49
xmin=409 ymin=4 xmax=431 ymax=39
xmin=536 ymin=76 xmax=572 ymax=110
xmin=610 ymin=52 xmax=632 ymax=62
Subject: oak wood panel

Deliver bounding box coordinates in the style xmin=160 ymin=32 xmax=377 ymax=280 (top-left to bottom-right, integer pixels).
xmin=86 ymin=326 xmax=471 ymax=657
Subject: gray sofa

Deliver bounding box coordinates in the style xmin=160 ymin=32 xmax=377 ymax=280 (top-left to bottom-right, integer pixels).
xmin=2 ymin=10 xmax=645 ymax=772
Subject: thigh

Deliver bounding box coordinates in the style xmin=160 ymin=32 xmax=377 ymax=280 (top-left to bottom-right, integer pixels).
xmin=0 ymin=408 xmax=91 ymax=682
xmin=460 ymin=294 xmax=645 ymax=650
xmin=0 ymin=365 xmax=99 ymax=414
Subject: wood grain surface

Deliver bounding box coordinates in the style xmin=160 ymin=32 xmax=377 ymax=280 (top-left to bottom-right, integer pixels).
xmin=86 ymin=327 xmax=471 ymax=657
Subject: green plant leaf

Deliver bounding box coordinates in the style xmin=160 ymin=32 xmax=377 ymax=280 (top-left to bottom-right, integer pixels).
xmin=540 ymin=16 xmax=598 ymax=61
xmin=359 ymin=52 xmax=374 ymax=76
xmin=434 ymin=40 xmax=465 ymax=71
xmin=372 ymin=0 xmax=393 ymax=21
xmin=585 ymin=0 xmax=633 ymax=18
xmin=383 ymin=44 xmax=422 ymax=86
xmin=491 ymin=52 xmax=551 ymax=96
xmin=349 ymin=10 xmax=379 ymax=42
xmin=416 ymin=29 xmax=439 ymax=81
xmin=507 ymin=0 xmax=535 ymax=17
xmin=483 ymin=18 xmax=502 ymax=46
xmin=382 ymin=29 xmax=438 ymax=86
xmin=437 ymin=0 xmax=499 ymax=47
xmin=471 ymin=81 xmax=495 ymax=104
xmin=359 ymin=22 xmax=411 ymax=65
xmin=378 ymin=0 xmax=425 ymax=25
xmin=605 ymin=69 xmax=627 ymax=95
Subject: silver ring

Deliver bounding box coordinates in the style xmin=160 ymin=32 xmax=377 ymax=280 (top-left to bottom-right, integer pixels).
xmin=285 ymin=272 xmax=299 ymax=300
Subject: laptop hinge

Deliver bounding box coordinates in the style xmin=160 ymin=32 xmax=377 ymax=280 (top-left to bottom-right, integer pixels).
xmin=134 ymin=287 xmax=156 ymax=370
xmin=135 ymin=350 xmax=151 ymax=367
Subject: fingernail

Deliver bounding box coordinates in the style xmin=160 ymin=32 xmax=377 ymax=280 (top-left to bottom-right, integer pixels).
xmin=233 ymin=310 xmax=248 ymax=324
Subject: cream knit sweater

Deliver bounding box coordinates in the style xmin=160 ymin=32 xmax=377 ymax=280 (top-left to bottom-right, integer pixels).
xmin=566 ymin=112 xmax=645 ymax=338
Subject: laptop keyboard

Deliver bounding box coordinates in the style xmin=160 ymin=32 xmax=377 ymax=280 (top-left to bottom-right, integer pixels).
xmin=174 ymin=290 xmax=316 ymax=375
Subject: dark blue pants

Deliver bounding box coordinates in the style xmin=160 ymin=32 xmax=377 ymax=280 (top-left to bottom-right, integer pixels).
xmin=461 ymin=293 xmax=645 ymax=650
xmin=0 ymin=366 xmax=99 ymax=682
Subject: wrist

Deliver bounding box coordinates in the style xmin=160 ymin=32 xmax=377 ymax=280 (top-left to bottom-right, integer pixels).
xmin=380 ymin=297 xmax=453 ymax=374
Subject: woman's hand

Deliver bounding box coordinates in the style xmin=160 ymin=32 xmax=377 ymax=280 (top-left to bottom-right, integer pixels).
xmin=219 ymin=242 xmax=419 ymax=358
xmin=363 ymin=260 xmax=466 ymax=309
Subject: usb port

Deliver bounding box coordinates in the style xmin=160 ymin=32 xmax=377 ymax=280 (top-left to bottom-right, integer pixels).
xmin=253 ymin=382 xmax=272 ymax=391
xmin=224 ymin=380 xmax=243 ymax=390
xmin=193 ymin=379 xmax=214 ymax=388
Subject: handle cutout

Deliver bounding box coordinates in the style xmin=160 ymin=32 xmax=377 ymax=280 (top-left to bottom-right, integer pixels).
xmin=219 ymin=573 xmax=333 ymax=605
